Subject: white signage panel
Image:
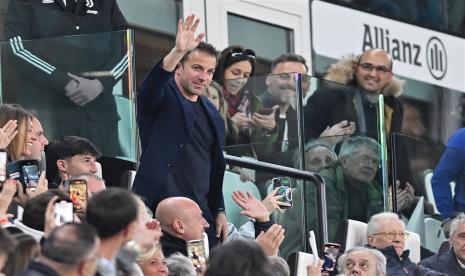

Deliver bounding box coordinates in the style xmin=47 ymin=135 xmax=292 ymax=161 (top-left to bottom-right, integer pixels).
xmin=312 ymin=1 xmax=465 ymax=92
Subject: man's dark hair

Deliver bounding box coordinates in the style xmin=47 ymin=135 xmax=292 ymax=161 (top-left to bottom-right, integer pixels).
xmin=45 ymin=135 xmax=101 ymax=183
xmin=42 ymin=223 xmax=98 ymax=268
xmin=205 ymin=240 xmax=273 ymax=276
xmin=22 ymin=189 xmax=70 ymax=231
xmin=271 ymin=53 xmax=308 ymax=73
xmin=179 ymin=42 xmax=218 ymax=65
xmin=86 ymin=188 xmax=138 ymax=239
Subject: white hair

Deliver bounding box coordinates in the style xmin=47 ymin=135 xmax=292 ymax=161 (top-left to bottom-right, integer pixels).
xmin=366 ymin=212 xmax=404 ymax=236
xmin=450 ymin=214 xmax=465 ymax=238
xmin=337 ymin=247 xmax=386 ymax=274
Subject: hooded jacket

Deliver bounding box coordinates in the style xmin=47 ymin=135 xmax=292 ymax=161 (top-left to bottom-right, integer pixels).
xmin=304 ymin=55 xmax=404 ymax=140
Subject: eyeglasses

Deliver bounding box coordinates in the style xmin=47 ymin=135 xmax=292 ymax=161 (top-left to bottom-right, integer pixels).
xmin=372 ymin=231 xmax=409 ymax=240
xmin=229 ymin=47 xmax=256 ymax=60
xmin=358 ymin=63 xmax=391 ymax=74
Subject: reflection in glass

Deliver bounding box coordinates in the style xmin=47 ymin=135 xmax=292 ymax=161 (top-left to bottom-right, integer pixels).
xmin=1 ymin=30 xmax=136 ymax=160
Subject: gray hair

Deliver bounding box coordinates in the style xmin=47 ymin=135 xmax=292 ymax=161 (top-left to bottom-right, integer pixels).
xmin=337 ymin=247 xmax=386 ymax=274
xmin=450 ymin=214 xmax=465 ymax=238
xmin=166 ymin=253 xmax=196 ymax=276
xmin=338 ymin=136 xmax=380 ymax=159
xmin=367 ymin=212 xmax=405 ymax=236
xmin=268 ymin=256 xmax=290 ymax=276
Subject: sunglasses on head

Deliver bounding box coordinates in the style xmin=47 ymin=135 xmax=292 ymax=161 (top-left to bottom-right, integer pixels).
xmin=229 ymin=47 xmax=256 ymax=59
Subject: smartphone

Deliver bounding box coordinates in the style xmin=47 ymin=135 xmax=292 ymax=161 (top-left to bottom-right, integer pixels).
xmin=54 ymin=201 xmax=73 ymax=226
xmin=0 ymin=150 xmax=7 ymax=183
xmin=257 ymin=108 xmax=274 ymax=115
xmin=321 ymin=243 xmax=340 ymax=272
xmin=68 ymin=179 xmax=87 ymax=213
xmin=186 ymin=239 xmax=208 ymax=272
xmin=7 ymin=160 xmax=39 ymax=190
xmin=272 ymin=176 xmax=293 ymax=209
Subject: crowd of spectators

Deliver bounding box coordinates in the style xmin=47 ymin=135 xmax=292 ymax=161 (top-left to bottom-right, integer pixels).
xmin=0 ymin=8 xmax=462 ymax=276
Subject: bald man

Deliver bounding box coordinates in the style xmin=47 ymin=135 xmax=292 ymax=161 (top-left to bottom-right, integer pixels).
xmin=304 ymin=48 xmax=403 ymax=143
xmin=156 ymin=197 xmax=209 ymax=256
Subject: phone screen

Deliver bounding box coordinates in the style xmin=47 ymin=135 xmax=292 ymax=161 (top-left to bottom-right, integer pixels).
xmin=186 ymin=239 xmax=208 ymax=272
xmin=321 ymin=243 xmax=340 ymax=272
xmin=0 ymin=151 xmax=7 ymax=182
xmin=68 ymin=179 xmax=87 ymax=213
xmin=54 ymin=201 xmax=73 ymax=226
xmin=272 ymin=177 xmax=293 ymax=208
xmin=21 ymin=164 xmax=39 ymax=190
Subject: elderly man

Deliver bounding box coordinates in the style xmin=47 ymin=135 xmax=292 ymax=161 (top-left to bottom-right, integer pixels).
xmin=336 ymin=247 xmax=386 ymax=276
xmin=322 ymin=136 xmax=384 ymax=240
xmin=420 ymin=214 xmax=465 ymax=274
xmin=367 ymin=212 xmax=445 ymax=275
xmin=156 ymin=197 xmax=210 ymax=257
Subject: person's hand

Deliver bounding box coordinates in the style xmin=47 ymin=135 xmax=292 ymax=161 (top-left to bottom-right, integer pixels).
xmin=0 ymin=120 xmax=18 ymax=149
xmin=65 ymin=73 xmax=104 ymax=106
xmin=174 ymin=14 xmax=205 ymax=55
xmin=0 ymin=179 xmax=17 ymax=215
xmin=37 ymin=171 xmax=48 ymax=194
xmin=44 ymin=196 xmax=58 ymax=238
xmin=320 ymin=120 xmax=356 ymax=137
xmin=306 ymin=259 xmax=324 ymax=276
xmin=215 ymin=212 xmax=228 ymax=243
xmin=256 ymin=223 xmax=285 ymax=256
xmin=133 ymin=219 xmax=163 ymax=246
xmin=232 ymin=191 xmax=270 ymax=222
xmin=262 ymin=188 xmax=291 ymax=213
xmin=251 ymin=106 xmax=279 ymax=131
xmin=231 ymin=112 xmax=252 ymax=129
xmin=396 ymin=180 xmax=415 ymax=212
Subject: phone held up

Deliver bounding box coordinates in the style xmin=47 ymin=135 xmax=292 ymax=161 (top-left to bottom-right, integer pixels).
xmin=272 ymin=176 xmax=293 ymax=209
xmin=7 ymin=159 xmax=40 ymax=191
xmin=321 ymin=243 xmax=341 ymax=272
xmin=54 ymin=200 xmax=73 ymax=226
xmin=186 ymin=239 xmax=208 ymax=272
xmin=0 ymin=150 xmax=7 ymax=183
xmin=67 ymin=179 xmax=88 ymax=213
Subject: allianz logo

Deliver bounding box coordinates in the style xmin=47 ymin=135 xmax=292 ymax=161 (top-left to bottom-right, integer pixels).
xmin=361 ymin=24 xmax=447 ymax=80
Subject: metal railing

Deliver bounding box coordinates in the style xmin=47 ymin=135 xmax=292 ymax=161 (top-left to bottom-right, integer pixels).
xmin=224 ymin=154 xmax=328 ymax=252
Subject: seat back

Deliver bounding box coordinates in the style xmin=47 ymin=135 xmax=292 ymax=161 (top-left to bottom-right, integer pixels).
xmin=424 ymin=217 xmax=446 ymax=253
xmin=424 ymin=171 xmax=456 ymax=215
xmin=405 ymin=231 xmax=421 ymax=263
xmin=120 ymin=170 xmax=137 ymax=189
xmin=222 ymin=171 xmax=261 ymax=227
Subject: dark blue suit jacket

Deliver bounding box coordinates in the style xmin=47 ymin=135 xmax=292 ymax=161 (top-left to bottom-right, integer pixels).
xmin=132 ymin=62 xmax=226 ymax=223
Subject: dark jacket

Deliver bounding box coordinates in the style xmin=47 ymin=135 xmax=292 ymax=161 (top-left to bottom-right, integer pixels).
xmin=373 ymin=245 xmax=446 ymax=276
xmin=160 ymin=231 xmax=188 ymax=257
xmin=3 ymin=0 xmax=127 ymax=154
xmin=321 ymin=163 xmax=383 ymax=240
xmin=19 ymin=261 xmax=60 ymax=276
xmin=420 ymin=248 xmax=465 ymax=275
xmin=304 ymin=55 xmax=404 ymax=141
xmin=132 ymin=62 xmax=226 ymax=224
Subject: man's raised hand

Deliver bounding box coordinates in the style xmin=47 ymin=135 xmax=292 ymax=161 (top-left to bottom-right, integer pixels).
xmin=174 ymin=14 xmax=205 ymax=55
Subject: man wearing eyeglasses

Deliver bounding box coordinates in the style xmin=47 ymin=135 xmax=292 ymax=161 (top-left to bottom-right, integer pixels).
xmin=304 ymin=48 xmax=403 ymax=144
xmin=420 ymin=214 xmax=465 ymax=274
xmin=367 ymin=212 xmax=445 ymax=275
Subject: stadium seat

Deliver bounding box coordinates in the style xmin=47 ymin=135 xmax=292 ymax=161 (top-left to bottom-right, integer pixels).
xmin=222 ymin=170 xmax=261 ymax=227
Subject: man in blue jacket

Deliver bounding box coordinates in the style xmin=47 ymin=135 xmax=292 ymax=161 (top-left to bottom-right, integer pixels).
xmin=420 ymin=214 xmax=465 ymax=274
xmin=132 ymin=15 xmax=227 ymax=247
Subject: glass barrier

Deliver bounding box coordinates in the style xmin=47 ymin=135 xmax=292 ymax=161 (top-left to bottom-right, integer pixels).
xmin=0 ymin=30 xmax=137 ymax=161
xmin=216 ymin=72 xmax=389 ymax=256
xmin=390 ymin=133 xmax=449 ymax=252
